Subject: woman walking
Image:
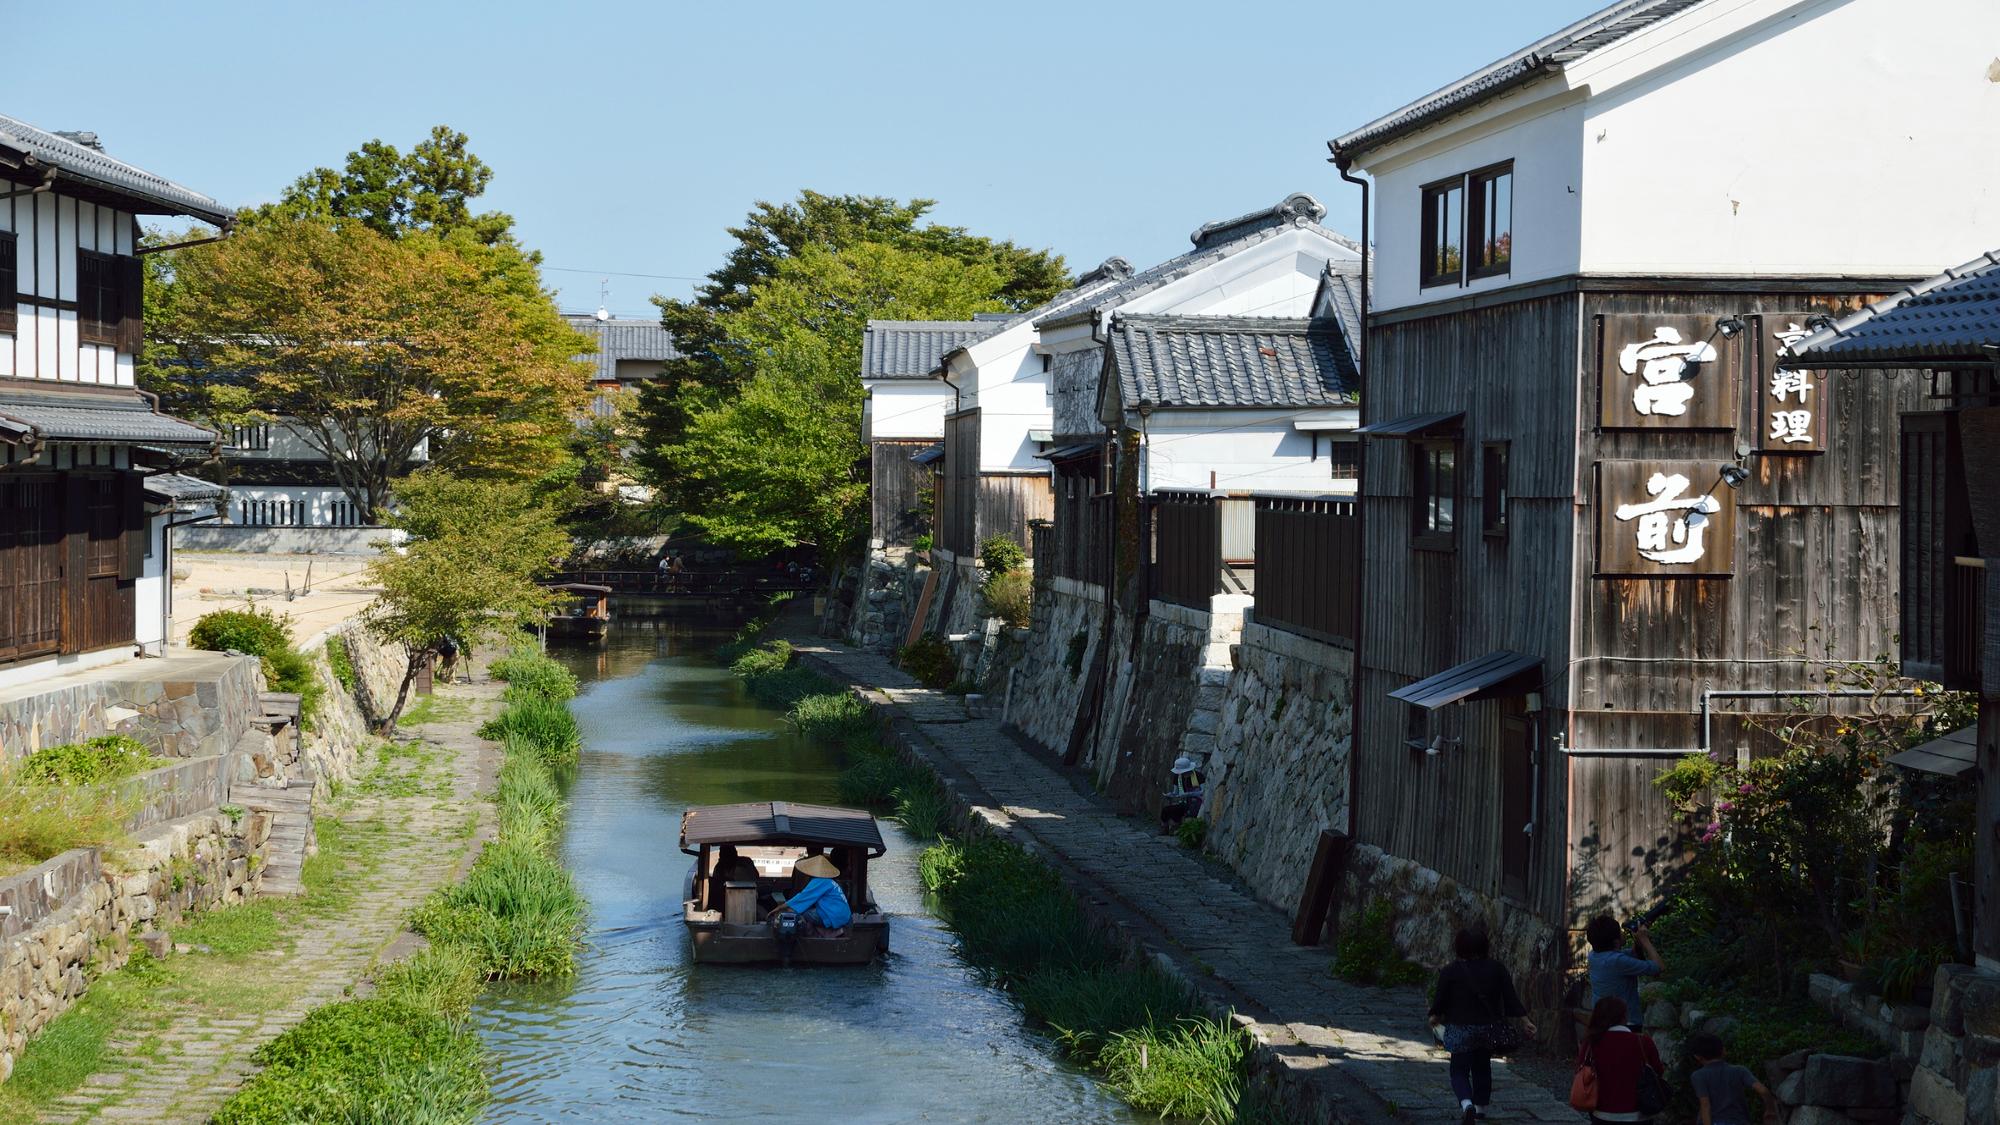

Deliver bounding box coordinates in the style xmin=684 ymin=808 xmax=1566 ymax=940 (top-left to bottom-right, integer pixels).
xmin=1575 ymin=997 xmax=1665 ymax=1123
xmin=1428 ymin=928 xmax=1536 ymax=1124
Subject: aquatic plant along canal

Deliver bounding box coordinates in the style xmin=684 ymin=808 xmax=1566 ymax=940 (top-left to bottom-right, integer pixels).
xmin=472 ymin=607 xmax=1142 ymax=1122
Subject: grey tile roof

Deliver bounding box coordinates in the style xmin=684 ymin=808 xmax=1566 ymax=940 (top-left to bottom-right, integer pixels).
xmin=0 ymin=113 xmax=231 ymax=226
xmin=1107 ymin=315 xmax=1357 ymax=411
xmin=564 ymin=315 xmax=680 ymax=381
xmin=143 ymin=472 xmax=226 ymax=507
xmin=1312 ymin=260 xmax=1366 ymax=371
xmin=1783 ymin=252 xmax=2000 ymax=367
xmin=1036 ymin=194 xmax=1359 ymax=331
xmin=0 ymin=388 xmax=216 ymax=446
xmin=1331 ymin=0 xmax=1708 ymax=162
xmin=861 ymin=320 xmax=998 ymax=380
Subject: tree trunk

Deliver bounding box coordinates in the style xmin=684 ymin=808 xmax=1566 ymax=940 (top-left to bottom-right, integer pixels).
xmin=377 ymin=646 xmax=431 ymax=735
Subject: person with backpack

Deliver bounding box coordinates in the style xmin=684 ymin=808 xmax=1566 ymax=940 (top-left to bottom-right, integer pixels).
xmin=1428 ymin=928 xmax=1536 ymax=1124
xmin=1572 ymin=997 xmax=1667 ymax=1123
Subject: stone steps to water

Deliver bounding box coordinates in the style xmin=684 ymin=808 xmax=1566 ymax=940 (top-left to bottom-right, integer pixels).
xmin=230 ymin=772 xmax=316 ymax=898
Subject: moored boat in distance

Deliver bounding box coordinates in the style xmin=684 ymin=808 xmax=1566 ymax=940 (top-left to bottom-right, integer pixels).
xmin=679 ymin=801 xmax=889 ymax=965
xmin=544 ymin=582 xmax=613 ymax=640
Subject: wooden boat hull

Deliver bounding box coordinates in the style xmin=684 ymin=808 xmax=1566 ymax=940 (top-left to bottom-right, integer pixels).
xmin=684 ymin=914 xmax=890 ymax=964
xmin=546 ymin=615 xmax=610 ymax=639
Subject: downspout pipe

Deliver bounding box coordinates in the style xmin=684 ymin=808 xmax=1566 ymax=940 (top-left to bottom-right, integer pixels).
xmin=1331 ymin=145 xmax=1370 ymax=847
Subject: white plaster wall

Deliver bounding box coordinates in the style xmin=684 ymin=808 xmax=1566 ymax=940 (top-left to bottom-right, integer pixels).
xmin=228 ymin=421 xmax=430 ymax=463
xmin=0 ymin=192 xmax=135 ymax=384
xmin=1121 ymin=237 xmax=1358 ymax=319
xmin=1144 ymin=410 xmax=1360 ymax=494
xmin=864 ymin=380 xmax=951 ymax=441
xmin=1575 ymin=0 xmax=2000 ymax=277
xmin=134 ymin=513 xmax=168 ymax=653
xmin=0 ymin=647 xmax=134 ymax=695
xmin=973 ymin=349 xmax=1052 ymax=472
xmin=224 ymin=485 xmax=371 ymax=527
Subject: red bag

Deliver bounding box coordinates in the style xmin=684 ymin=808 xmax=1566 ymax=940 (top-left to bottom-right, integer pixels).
xmin=1569 ymin=1047 xmax=1600 ymax=1112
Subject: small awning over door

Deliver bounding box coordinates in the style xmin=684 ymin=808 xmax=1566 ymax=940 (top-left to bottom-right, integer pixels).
xmin=1389 ymin=650 xmax=1542 ymax=709
xmin=1887 ymin=726 xmax=1977 ymax=779
xmin=909 ymin=443 xmax=944 ymax=465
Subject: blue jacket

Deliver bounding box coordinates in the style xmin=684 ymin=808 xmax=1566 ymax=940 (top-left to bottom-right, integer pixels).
xmin=782 ymin=877 xmax=852 ymax=928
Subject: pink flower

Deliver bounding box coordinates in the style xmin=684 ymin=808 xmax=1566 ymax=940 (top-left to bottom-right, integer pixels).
xmin=1737 ymin=783 xmax=1754 ymax=795
xmin=1699 ymin=822 xmax=1722 ymax=844
xmin=1717 ymin=801 xmax=1735 ymax=814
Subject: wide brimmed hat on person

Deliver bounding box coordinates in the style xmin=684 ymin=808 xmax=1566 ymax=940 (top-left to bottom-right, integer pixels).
xmin=1170 ymin=756 xmax=1199 ymax=775
xmin=795 ymin=854 xmax=840 ymax=879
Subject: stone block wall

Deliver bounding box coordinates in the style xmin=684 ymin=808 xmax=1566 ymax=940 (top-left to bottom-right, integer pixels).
xmin=843 ymin=550 xmax=929 ymax=652
xmin=1088 ymin=599 xmax=1240 ymax=816
xmin=0 ymin=810 xmax=271 ymax=1082
xmin=1797 ymin=965 xmax=2000 ymax=1125
xmin=297 ymin=623 xmax=403 ymax=795
xmin=1203 ymin=621 xmax=1353 ymax=913
xmin=0 ymin=653 xmax=262 ymax=760
xmin=1002 ymin=578 xmax=1106 ymax=754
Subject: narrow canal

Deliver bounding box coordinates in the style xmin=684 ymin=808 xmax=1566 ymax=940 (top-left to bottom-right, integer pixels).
xmin=469 ymin=607 xmax=1141 ymax=1123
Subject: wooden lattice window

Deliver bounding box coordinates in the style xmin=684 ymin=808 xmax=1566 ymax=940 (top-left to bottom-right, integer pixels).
xmin=76 ymin=249 xmax=142 ymax=351
xmin=0 ymin=230 xmax=16 ymax=333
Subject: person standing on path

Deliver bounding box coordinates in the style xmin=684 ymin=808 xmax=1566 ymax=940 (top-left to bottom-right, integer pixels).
xmin=1576 ymin=998 xmax=1664 ymax=1124
xmin=1586 ymin=915 xmax=1664 ymax=1032
xmin=1428 ymin=928 xmax=1537 ymax=1125
xmin=1687 ymin=1033 xmax=1777 ymax=1125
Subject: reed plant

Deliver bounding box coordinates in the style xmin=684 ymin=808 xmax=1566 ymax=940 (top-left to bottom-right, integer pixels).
xmin=1099 ymin=1017 xmax=1249 ymax=1122
xmin=788 ymin=690 xmax=872 ymax=740
xmin=210 ymin=998 xmax=487 ymax=1125
xmin=410 ymin=838 xmax=585 ymax=979
xmin=372 ymin=944 xmax=487 ymax=1023
xmin=477 ymin=695 xmax=580 ymax=769
xmin=729 ymin=638 xmax=792 ymax=677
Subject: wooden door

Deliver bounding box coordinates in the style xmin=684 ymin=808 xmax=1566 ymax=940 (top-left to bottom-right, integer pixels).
xmin=1500 ymin=701 xmax=1533 ymax=901
xmin=0 ymin=475 xmax=64 ymax=662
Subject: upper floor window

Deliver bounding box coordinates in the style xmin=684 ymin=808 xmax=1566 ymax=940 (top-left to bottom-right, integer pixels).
xmin=76 ymin=249 xmax=139 ymax=351
xmin=1420 ymin=162 xmax=1513 ymax=288
xmin=228 ymin=423 xmax=272 ymax=451
xmin=1482 ymin=441 xmax=1509 ymax=537
xmin=1413 ymin=438 xmax=1457 ymax=550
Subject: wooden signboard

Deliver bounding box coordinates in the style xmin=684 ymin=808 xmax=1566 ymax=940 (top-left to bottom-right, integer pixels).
xmin=1595 ymin=459 xmax=1736 ymax=577
xmin=1752 ymin=313 xmax=1827 ymax=454
xmin=1597 ymin=314 xmax=1742 ymax=431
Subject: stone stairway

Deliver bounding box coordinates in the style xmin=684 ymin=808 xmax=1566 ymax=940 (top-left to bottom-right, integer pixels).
xmin=230 ymin=772 xmax=315 ymax=896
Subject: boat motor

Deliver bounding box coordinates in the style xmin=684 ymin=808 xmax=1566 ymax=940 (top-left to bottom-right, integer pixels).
xmin=772 ymin=909 xmax=800 ymax=965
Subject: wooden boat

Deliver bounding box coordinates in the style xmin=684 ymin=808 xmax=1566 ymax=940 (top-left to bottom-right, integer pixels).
xmin=680 ymin=800 xmax=889 ymax=965
xmin=544 ymin=582 xmax=612 ymax=640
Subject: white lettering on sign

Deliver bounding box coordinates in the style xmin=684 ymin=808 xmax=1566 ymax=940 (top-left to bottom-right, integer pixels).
xmin=1767 ymin=321 xmax=1816 ymax=446
xmin=1618 ymin=327 xmax=1718 ymax=417
xmin=1612 ymin=471 xmax=1720 ymax=565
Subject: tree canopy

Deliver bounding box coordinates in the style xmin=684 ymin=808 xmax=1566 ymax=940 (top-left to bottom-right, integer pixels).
xmin=632 ymin=192 xmax=1067 ymax=553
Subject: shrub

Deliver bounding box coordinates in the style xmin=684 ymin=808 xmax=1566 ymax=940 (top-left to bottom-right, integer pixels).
xmin=189 ymin=607 xmax=323 ymax=726
xmin=730 ymin=639 xmax=793 ymax=677
xmin=897 ymin=635 xmax=957 ymax=690
xmin=477 ymin=696 xmax=580 ymax=769
xmin=1176 ymin=817 xmax=1208 ymax=850
xmin=373 ymin=945 xmax=487 ymax=1023
xmin=18 ymin=736 xmax=160 ymax=786
xmin=980 ymin=568 xmax=1033 ymax=628
xmin=1330 ymin=900 xmax=1428 ymax=987
xmin=911 ymin=533 xmax=934 ymax=553
xmin=788 ymin=690 xmax=872 ymax=740
xmin=978 ymin=534 xmax=1026 ymax=576
xmin=210 ymin=999 xmax=487 ymax=1125
xmin=325 ymin=633 xmax=359 ymax=693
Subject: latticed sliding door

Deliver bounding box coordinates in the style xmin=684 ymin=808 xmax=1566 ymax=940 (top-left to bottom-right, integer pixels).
xmin=0 ymin=475 xmax=65 ymax=661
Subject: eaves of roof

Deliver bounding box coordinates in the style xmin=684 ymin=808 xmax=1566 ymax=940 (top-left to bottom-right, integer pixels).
xmin=0 ymin=387 xmax=217 ymax=447
xmin=1329 ymin=0 xmax=1708 ymax=165
xmin=0 ymin=112 xmax=232 ymax=226
xmin=1782 ymin=251 xmax=2000 ymax=368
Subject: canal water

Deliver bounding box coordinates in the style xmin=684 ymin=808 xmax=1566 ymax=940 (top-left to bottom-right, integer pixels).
xmin=470 ymin=609 xmax=1140 ymax=1123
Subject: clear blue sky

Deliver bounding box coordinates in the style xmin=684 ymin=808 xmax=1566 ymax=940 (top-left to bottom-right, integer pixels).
xmin=7 ymin=0 xmax=1590 ymax=318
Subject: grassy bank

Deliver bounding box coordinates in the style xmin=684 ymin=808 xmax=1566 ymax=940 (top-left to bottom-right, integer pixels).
xmin=725 ymin=638 xmax=1276 ymax=1123
xmin=208 ymin=642 xmax=586 ymax=1125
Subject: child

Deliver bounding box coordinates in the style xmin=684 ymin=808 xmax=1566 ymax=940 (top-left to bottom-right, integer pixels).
xmin=1687 ymin=1033 xmax=1777 ymax=1125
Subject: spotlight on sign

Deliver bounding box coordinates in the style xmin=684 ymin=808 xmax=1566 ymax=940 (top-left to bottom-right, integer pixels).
xmin=1719 ymin=464 xmax=1750 ymax=489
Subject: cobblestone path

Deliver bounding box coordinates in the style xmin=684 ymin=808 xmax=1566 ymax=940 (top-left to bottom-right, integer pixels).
xmin=779 ymin=620 xmax=1583 ymax=1125
xmin=35 ymin=683 xmax=500 ymax=1125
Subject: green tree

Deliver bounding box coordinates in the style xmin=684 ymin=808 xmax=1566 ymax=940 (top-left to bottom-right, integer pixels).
xmin=257 ymin=126 xmax=513 ymax=246
xmin=631 ymin=191 xmax=1067 ymax=478
xmin=364 ymin=471 xmax=570 ymax=732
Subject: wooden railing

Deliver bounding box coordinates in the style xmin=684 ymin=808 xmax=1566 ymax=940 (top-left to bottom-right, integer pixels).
xmin=1946 ymin=556 xmax=1986 ymax=690
xmin=1252 ymin=495 xmax=1359 ymax=644
xmin=546 ymin=569 xmax=820 ymax=596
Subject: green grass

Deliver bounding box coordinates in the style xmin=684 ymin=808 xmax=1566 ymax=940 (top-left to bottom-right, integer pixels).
xmin=0 ymin=949 xmax=169 ymax=1111
xmin=398 ymin=693 xmax=473 ymax=728
xmin=1100 ymin=1018 xmax=1250 ymax=1121
xmin=172 ymin=900 xmax=285 ymax=956
xmin=373 ymin=944 xmax=487 ymax=1023
xmin=477 ymin=696 xmax=580 ymax=769
xmin=210 ymin=999 xmax=488 ymax=1125
xmin=325 ymin=633 xmax=359 ymax=693
xmin=17 ymin=735 xmax=163 ymax=785
xmin=1328 ymin=900 xmax=1429 ymax=987
xmin=729 ymin=639 xmax=793 ymax=676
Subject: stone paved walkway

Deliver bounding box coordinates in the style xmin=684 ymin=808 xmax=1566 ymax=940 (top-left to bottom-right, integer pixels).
xmin=34 ymin=682 xmax=501 ymax=1125
xmin=778 ymin=617 xmax=1583 ymax=1125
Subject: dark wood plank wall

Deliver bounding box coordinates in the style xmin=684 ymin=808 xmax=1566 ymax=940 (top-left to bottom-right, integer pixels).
xmin=1358 ymin=293 xmax=1582 ymax=921
xmin=942 ymin=411 xmax=981 ymax=554
xmin=1566 ymin=288 xmax=1930 ymax=922
xmin=975 ymin=473 xmax=1053 ymax=552
xmin=869 ymin=441 xmax=934 ymax=547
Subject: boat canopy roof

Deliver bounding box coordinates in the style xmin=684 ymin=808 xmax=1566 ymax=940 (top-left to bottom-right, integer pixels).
xmin=679 ymin=801 xmax=886 ymax=857
xmin=548 ymin=582 xmax=613 ymax=595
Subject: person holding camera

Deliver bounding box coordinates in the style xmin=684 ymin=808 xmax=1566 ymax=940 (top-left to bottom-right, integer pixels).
xmin=1585 ymin=915 xmax=1664 ymax=1033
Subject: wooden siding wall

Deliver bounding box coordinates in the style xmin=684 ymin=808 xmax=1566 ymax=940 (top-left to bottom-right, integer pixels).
xmin=942 ymin=412 xmax=980 ymax=554
xmin=1042 ymin=458 xmax=1111 ymax=585
xmin=975 ymin=473 xmax=1053 ymax=552
xmin=0 ymin=469 xmax=141 ymax=664
xmin=869 ymin=440 xmax=934 ymax=547
xmin=1253 ymin=496 xmax=1358 ymax=643
xmin=1358 ymin=293 xmax=1582 ymax=922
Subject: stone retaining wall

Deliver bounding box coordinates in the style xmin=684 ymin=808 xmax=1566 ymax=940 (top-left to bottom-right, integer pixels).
xmin=1788 ymin=965 xmax=2000 ymax=1125
xmin=296 ymin=623 xmax=403 ymax=795
xmin=1204 ymin=621 xmax=1353 ymax=913
xmin=0 ymin=653 xmax=262 ymax=761
xmin=0 ymin=810 xmax=271 ymax=1082
xmin=841 ymin=549 xmax=930 ymax=652
xmin=1004 ymin=578 xmax=1106 ymax=754
xmin=124 ymin=755 xmax=232 ymax=833
xmin=1086 ymin=598 xmax=1243 ymax=816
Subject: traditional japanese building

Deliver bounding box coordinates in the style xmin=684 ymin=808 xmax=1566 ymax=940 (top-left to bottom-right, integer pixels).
xmin=1324 ymin=0 xmax=2000 ymax=1003
xmin=859 ymin=318 xmax=1000 ymax=549
xmin=0 ymin=114 xmax=228 ymax=690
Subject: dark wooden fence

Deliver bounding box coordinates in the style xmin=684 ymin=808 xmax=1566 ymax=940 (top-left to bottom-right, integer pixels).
xmin=1947 ymin=556 xmax=1986 ymax=690
xmin=941 ymin=414 xmax=979 ymax=554
xmin=1151 ymin=490 xmax=1221 ymax=609
xmin=1252 ymin=495 xmax=1359 ymax=644
xmin=1038 ymin=475 xmax=1112 ymax=587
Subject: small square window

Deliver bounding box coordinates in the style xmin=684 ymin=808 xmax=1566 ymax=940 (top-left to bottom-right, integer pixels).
xmin=1327 ymin=437 xmax=1359 ymax=481
xmin=1482 ymin=441 xmax=1509 ymax=538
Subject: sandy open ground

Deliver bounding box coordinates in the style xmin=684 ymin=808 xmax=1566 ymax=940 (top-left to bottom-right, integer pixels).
xmin=170 ymin=552 xmax=380 ymax=648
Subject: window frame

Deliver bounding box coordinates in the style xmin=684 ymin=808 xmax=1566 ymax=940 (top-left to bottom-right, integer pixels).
xmin=1466 ymin=162 xmax=1514 ymax=281
xmin=1417 ymin=174 xmax=1466 ymax=290
xmin=1411 ymin=437 xmax=1459 ymax=552
xmin=1327 ymin=436 xmax=1360 ymax=482
xmin=0 ymin=231 xmax=16 ymax=335
xmin=1482 ymin=440 xmax=1510 ymax=539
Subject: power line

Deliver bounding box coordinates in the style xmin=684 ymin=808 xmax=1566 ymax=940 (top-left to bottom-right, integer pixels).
xmin=543 ymin=266 xmax=709 ymax=282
